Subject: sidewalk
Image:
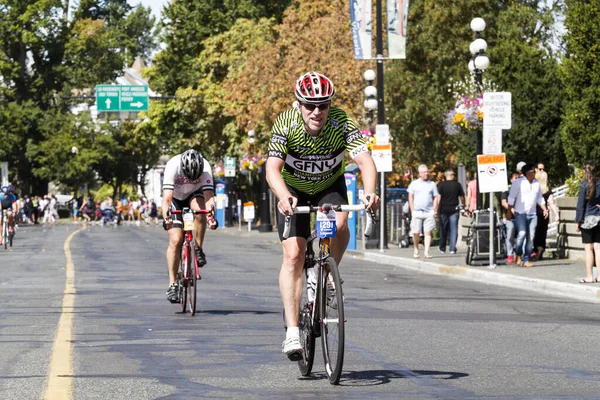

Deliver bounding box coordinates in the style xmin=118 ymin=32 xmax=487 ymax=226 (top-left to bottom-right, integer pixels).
xmin=218 ymin=227 xmax=600 ymax=304
xmin=351 ymin=245 xmax=600 ymax=304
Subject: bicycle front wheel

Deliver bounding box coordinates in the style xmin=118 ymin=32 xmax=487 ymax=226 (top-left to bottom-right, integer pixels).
xmin=297 ymin=268 xmax=316 ymax=376
xmin=319 ymin=256 xmax=344 ymax=385
xmin=187 ymin=246 xmax=197 ymax=316
xmin=178 ymin=248 xmax=188 ymax=313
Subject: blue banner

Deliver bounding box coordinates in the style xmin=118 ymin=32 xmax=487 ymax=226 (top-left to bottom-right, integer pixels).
xmin=387 ymin=0 xmax=409 ymax=59
xmin=350 ymin=0 xmax=372 ymax=60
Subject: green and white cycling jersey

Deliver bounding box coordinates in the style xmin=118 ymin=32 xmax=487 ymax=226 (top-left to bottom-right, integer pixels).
xmin=268 ymin=106 xmax=369 ymax=195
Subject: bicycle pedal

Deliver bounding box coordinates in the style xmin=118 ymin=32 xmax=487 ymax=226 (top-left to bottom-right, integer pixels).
xmin=287 ymin=351 xmax=303 ymax=362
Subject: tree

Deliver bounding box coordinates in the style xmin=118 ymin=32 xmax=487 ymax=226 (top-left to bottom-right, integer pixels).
xmin=26 ymin=112 xmax=108 ymax=194
xmin=224 ymin=0 xmax=371 ymax=147
xmin=560 ymin=0 xmax=600 ymax=166
xmin=146 ymin=0 xmax=291 ymax=95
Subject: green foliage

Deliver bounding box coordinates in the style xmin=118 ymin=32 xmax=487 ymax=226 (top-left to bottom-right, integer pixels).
xmin=385 ymin=0 xmax=567 ymax=185
xmin=560 ymin=0 xmax=600 ymax=166
xmin=565 ymin=168 xmax=584 ymax=197
xmin=146 ymin=0 xmax=291 ymax=95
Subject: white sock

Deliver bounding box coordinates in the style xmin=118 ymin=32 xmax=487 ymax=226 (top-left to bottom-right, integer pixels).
xmin=286 ymin=326 xmax=299 ymax=339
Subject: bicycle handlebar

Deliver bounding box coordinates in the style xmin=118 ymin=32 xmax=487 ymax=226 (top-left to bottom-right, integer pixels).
xmin=169 ymin=208 xmax=213 ymax=215
xmin=282 ymin=200 xmax=376 ymax=240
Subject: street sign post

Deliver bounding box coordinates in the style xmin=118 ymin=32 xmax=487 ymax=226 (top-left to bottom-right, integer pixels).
xmin=95 ymin=85 xmax=149 ymax=112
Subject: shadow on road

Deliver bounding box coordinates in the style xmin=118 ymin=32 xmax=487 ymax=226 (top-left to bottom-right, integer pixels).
xmin=339 ymin=369 xmax=469 ymax=386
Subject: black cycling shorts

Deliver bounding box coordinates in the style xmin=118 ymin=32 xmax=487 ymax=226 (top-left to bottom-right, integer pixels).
xmin=170 ymin=190 xmax=205 ymax=228
xmin=276 ymin=175 xmax=348 ymax=241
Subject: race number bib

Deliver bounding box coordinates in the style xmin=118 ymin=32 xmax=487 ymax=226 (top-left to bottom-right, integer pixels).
xmin=183 ymin=211 xmax=194 ymax=231
xmin=316 ymin=209 xmax=337 ymax=238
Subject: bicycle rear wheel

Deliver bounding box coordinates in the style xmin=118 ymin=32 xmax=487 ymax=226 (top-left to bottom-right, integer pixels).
xmin=297 ymin=268 xmax=316 ymax=376
xmin=187 ymin=245 xmax=197 ymax=316
xmin=319 ymin=256 xmax=344 ymax=385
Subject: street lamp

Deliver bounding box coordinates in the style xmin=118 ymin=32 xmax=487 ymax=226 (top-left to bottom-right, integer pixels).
xmin=469 ymin=17 xmax=490 ymax=210
xmin=363 ymin=69 xmax=377 ymax=126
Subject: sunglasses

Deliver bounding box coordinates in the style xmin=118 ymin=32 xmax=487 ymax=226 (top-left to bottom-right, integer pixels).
xmin=301 ymin=102 xmax=330 ymax=112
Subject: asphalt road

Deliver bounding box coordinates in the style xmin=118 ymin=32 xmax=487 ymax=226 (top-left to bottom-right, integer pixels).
xmin=2 ymin=223 xmax=600 ymax=399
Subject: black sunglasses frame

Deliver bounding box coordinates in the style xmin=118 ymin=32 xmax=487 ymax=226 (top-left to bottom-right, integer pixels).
xmin=301 ymin=102 xmax=330 ymax=112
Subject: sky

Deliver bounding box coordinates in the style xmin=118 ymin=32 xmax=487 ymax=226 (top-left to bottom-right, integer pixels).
xmin=136 ymin=0 xmax=168 ymax=20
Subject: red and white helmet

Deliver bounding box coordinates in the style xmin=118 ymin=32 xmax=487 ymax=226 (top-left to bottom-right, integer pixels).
xmin=295 ymin=72 xmax=335 ymax=104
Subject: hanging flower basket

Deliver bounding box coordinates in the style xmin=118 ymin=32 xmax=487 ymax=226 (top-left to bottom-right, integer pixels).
xmin=239 ymin=154 xmax=266 ymax=175
xmin=212 ymin=161 xmax=225 ymax=178
xmin=444 ymin=93 xmax=484 ymax=136
xmin=361 ymin=129 xmax=376 ymax=150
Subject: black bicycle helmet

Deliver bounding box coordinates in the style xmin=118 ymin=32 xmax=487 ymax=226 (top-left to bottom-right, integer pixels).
xmin=180 ymin=149 xmax=204 ymax=180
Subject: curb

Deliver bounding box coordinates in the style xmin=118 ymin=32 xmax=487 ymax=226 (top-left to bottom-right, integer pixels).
xmin=352 ymin=251 xmax=600 ymax=304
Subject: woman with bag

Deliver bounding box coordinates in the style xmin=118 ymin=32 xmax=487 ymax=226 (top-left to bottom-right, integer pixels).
xmin=575 ymin=163 xmax=600 ymax=283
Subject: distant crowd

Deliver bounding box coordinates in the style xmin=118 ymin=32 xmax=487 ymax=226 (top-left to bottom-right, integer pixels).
xmin=13 ymin=194 xmax=160 ymax=226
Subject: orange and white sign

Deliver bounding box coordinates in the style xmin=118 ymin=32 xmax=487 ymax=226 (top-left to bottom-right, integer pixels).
xmin=243 ymin=201 xmax=255 ymax=222
xmin=371 ymin=143 xmax=393 ymax=172
xmin=476 ymin=153 xmax=508 ymax=193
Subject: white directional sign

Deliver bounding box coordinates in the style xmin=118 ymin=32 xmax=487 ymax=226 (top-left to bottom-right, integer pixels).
xmin=483 ymin=92 xmax=512 ymax=129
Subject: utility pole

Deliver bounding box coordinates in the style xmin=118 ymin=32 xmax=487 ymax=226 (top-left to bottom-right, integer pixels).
xmin=376 ymin=0 xmax=388 ymax=250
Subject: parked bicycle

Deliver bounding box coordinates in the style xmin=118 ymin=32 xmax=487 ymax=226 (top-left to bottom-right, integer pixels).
xmin=170 ymin=206 xmax=215 ymax=316
xmin=283 ymin=201 xmax=375 ymax=385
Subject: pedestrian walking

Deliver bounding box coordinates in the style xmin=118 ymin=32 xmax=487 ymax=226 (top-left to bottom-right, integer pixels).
xmin=437 ymin=168 xmax=465 ymax=254
xmin=532 ymin=170 xmax=559 ymax=261
xmin=575 ymin=163 xmax=600 ymax=284
xmin=507 ymin=163 xmax=548 ymax=267
xmin=408 ymin=164 xmax=440 ymax=259
xmin=465 ymin=172 xmax=477 ymax=214
xmin=501 ymin=172 xmax=520 ymax=264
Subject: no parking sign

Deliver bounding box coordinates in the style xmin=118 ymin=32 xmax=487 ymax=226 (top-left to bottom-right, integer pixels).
xmin=477 ymin=153 xmax=508 ymax=193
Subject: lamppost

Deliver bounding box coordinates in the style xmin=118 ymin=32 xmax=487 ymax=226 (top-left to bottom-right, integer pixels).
xmin=468 ymin=17 xmax=490 ymax=210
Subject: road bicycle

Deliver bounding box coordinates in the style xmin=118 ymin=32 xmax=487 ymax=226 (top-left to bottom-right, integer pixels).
xmin=2 ymin=209 xmax=14 ymax=250
xmin=283 ymin=201 xmax=375 ymax=385
xmin=170 ymin=206 xmax=215 ymax=316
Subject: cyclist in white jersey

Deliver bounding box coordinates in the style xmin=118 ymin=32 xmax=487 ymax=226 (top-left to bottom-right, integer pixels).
xmin=162 ymin=149 xmax=217 ymax=303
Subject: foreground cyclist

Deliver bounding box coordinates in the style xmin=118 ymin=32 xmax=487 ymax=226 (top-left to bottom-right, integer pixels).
xmin=0 ymin=185 xmax=19 ymax=245
xmin=266 ymin=72 xmax=380 ymax=360
xmin=162 ymin=149 xmax=218 ymax=303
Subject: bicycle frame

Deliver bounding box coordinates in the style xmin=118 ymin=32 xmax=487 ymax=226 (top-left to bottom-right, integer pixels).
xmin=169 ymin=206 xmax=214 ymax=315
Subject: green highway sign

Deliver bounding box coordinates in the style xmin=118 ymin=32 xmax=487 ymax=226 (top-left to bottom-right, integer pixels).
xmin=95 ymin=85 xmax=149 ymax=112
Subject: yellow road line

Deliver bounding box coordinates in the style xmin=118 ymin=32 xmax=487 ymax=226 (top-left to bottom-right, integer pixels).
xmin=43 ymin=226 xmax=85 ymax=400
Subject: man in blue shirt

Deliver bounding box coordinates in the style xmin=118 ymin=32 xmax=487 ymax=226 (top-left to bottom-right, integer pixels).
xmin=408 ymin=164 xmax=440 ymax=259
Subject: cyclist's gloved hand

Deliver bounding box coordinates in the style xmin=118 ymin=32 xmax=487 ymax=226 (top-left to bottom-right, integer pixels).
xmin=162 ymin=210 xmax=173 ymax=231
xmin=362 ymin=193 xmax=380 ymax=211
xmin=278 ymin=195 xmax=297 ymax=216
xmin=207 ymin=215 xmax=218 ymax=230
